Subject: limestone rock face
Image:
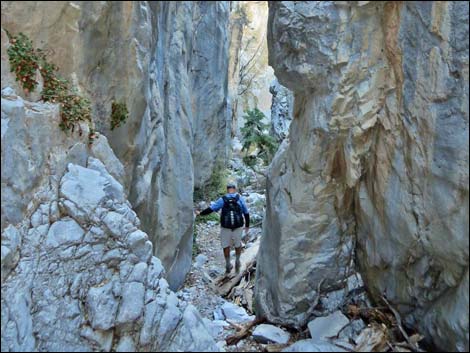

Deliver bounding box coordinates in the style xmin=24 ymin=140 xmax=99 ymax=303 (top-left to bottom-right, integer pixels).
xmin=1 ymin=1 xmax=233 ymax=289
xmin=269 ymin=79 xmax=293 ymax=142
xmin=1 ymin=93 xmax=218 ymax=352
xmin=229 ymin=1 xmax=275 ymax=136
xmin=256 ymin=2 xmax=469 ymax=351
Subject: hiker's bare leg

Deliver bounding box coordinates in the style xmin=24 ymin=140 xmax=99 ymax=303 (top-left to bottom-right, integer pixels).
xmin=223 ymin=246 xmax=232 ymax=273
xmin=235 ymin=246 xmax=242 ymax=272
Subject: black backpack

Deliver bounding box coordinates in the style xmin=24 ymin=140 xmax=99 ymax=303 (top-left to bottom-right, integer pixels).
xmin=220 ymin=194 xmax=244 ymax=229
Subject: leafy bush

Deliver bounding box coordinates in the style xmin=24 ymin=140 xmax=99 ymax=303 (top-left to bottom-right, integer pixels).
xmin=110 ymin=101 xmax=129 ymax=130
xmin=6 ymin=31 xmax=40 ymax=92
xmin=37 ymin=49 xmax=69 ymax=103
xmin=241 ymin=108 xmax=278 ymax=166
xmin=59 ymin=93 xmax=92 ymax=132
xmin=6 ymin=32 xmax=93 ymax=134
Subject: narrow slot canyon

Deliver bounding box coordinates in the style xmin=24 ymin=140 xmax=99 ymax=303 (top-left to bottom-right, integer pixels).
xmin=1 ymin=1 xmax=468 ymax=352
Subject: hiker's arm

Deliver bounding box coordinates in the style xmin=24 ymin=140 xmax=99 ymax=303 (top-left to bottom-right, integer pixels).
xmin=199 ymin=207 xmax=214 ymax=216
xmin=198 ymin=197 xmax=223 ymax=216
xmin=209 ymin=197 xmax=224 ymax=212
xmin=244 ymin=213 xmax=250 ymax=228
xmin=240 ymin=197 xmax=250 ymax=227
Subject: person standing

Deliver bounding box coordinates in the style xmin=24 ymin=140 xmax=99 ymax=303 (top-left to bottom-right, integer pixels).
xmin=195 ymin=183 xmax=250 ymax=274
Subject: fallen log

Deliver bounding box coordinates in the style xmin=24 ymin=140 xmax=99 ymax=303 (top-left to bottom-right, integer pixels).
xmin=381 ymin=296 xmax=423 ymax=352
xmin=215 ymin=239 xmax=260 ymax=296
xmin=265 ymin=343 xmax=290 ymax=352
xmin=225 ymin=317 xmax=266 ymax=346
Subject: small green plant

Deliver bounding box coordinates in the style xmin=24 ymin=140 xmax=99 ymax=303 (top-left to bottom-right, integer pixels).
xmin=59 ymin=93 xmax=92 ymax=132
xmin=241 ymin=108 xmax=278 ymax=166
xmin=6 ymin=32 xmax=93 ymax=134
xmin=37 ymin=49 xmax=69 ymax=103
xmin=6 ymin=31 xmax=40 ymax=92
xmin=110 ymin=101 xmax=128 ymax=130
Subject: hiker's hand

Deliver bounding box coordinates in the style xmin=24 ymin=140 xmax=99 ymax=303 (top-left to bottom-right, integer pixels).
xmin=194 ymin=209 xmax=200 ymax=216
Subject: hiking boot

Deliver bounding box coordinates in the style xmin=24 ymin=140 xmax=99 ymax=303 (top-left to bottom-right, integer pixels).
xmin=235 ymin=259 xmax=241 ymax=273
xmin=225 ymin=263 xmax=233 ymax=274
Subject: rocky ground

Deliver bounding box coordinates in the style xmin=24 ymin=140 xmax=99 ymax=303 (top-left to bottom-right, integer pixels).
xmin=180 ymin=157 xmax=428 ymax=353
xmin=180 ymin=158 xmax=266 ymax=352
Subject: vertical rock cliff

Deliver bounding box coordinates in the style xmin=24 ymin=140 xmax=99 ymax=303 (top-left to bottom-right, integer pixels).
xmin=230 ymin=1 xmax=275 ymax=135
xmin=1 ymin=1 xmax=234 ymax=289
xmin=269 ymin=78 xmax=293 ymax=142
xmin=256 ymin=2 xmax=469 ymax=351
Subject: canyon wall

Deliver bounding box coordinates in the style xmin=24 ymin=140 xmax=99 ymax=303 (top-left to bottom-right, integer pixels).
xmin=269 ymin=78 xmax=293 ymax=142
xmin=1 ymin=1 xmax=234 ymax=289
xmin=256 ymin=2 xmax=469 ymax=351
xmin=1 ymin=90 xmax=219 ymax=352
xmin=231 ymin=1 xmax=275 ymax=135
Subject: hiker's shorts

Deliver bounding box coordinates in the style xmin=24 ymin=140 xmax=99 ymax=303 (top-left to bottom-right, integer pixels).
xmin=220 ymin=227 xmax=243 ymax=249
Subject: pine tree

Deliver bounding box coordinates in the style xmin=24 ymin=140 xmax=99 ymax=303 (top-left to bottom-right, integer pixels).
xmin=240 ymin=108 xmax=278 ymax=167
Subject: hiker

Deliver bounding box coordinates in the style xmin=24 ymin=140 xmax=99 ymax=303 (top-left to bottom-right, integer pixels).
xmin=195 ymin=183 xmax=250 ymax=274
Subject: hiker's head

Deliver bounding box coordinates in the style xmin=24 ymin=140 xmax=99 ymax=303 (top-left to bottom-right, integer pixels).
xmin=227 ymin=183 xmax=237 ymax=194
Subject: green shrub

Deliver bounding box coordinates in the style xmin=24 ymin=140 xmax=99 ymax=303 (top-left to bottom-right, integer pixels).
xmin=6 ymin=32 xmax=93 ymax=135
xmin=241 ymin=108 xmax=278 ymax=166
xmin=110 ymin=101 xmax=129 ymax=130
xmin=58 ymin=93 xmax=92 ymax=132
xmin=6 ymin=32 xmax=40 ymax=92
xmin=37 ymin=49 xmax=69 ymax=103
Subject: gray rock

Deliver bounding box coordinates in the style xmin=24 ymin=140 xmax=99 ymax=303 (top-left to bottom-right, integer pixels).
xmin=167 ymin=304 xmax=220 ymax=352
xmin=1 ymin=225 xmax=21 ymax=281
xmin=195 ymin=254 xmax=209 ymax=268
xmin=1 ymin=151 xmax=218 ymax=351
xmin=86 ymin=282 xmax=118 ymax=331
xmin=270 ymin=79 xmax=293 ymax=142
xmin=319 ymin=289 xmax=345 ymax=313
xmin=282 ymin=339 xmax=346 ymax=352
xmin=126 ymin=230 xmax=151 ymax=260
xmin=339 ymin=319 xmax=366 ymax=341
xmin=60 ymin=164 xmax=107 ymax=217
xmin=252 ymin=324 xmax=290 ymax=344
xmin=257 ymin=2 xmax=469 ymax=351
xmin=202 ymin=318 xmax=229 ymax=338
xmin=213 ymin=308 xmax=225 ymax=321
xmin=45 ymin=218 xmax=84 ymax=249
xmin=221 ymin=302 xmax=254 ymax=323
xmin=116 ymin=282 xmax=145 ymax=324
xmin=116 ymin=335 xmax=135 ymax=352
xmin=80 ymin=326 xmax=114 ymax=351
xmin=308 ymin=311 xmax=350 ymax=341
xmin=128 ymin=262 xmax=148 ymax=283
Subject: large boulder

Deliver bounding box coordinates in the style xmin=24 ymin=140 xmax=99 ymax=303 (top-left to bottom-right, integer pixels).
xmin=1 ymin=157 xmax=219 ymax=352
xmin=1 ymin=92 xmax=218 ymax=351
xmin=256 ymin=2 xmax=469 ymax=351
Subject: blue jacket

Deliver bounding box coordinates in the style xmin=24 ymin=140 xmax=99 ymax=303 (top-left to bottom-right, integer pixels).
xmin=210 ymin=193 xmax=249 ymax=214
